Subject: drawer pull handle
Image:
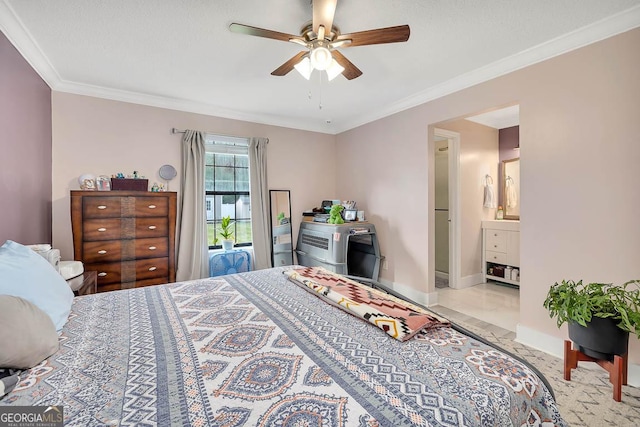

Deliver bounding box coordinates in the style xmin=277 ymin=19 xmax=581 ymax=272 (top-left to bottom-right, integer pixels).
xmin=494 ymin=233 xmax=498 ymax=236
xmin=493 ymin=245 xmax=497 ymax=248
xmin=97 ymin=205 xmax=107 ymax=210
xmin=98 ymin=250 xmax=107 ymax=254
xmin=148 ymin=225 xmax=157 ymax=230
xmin=98 ymin=228 xmax=107 ymax=232
xmin=493 ymin=256 xmax=498 ymax=260
xmin=149 ymin=266 xmax=157 ymax=271
xmin=148 ymin=204 xmax=157 ymax=209
xmin=149 ymin=246 xmax=157 ymax=250
xmin=98 ymin=272 xmax=107 ymax=277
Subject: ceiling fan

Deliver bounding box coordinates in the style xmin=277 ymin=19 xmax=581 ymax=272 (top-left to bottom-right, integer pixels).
xmin=229 ymin=0 xmax=410 ymax=81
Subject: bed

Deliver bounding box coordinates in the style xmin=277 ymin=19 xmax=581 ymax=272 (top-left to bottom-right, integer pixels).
xmin=1 ymin=265 xmax=566 ymax=426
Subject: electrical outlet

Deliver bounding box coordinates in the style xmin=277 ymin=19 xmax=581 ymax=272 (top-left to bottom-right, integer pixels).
xmin=382 ymin=259 xmax=388 ymax=270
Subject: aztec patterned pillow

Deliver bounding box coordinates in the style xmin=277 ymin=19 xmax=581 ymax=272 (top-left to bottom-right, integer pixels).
xmin=284 ymin=267 xmax=449 ymax=341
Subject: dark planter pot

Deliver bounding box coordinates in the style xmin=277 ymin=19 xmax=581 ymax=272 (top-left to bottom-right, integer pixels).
xmin=568 ymin=317 xmax=629 ymax=361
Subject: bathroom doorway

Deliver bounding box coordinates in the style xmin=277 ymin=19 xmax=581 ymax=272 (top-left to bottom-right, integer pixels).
xmin=434 ymin=136 xmax=450 ymax=288
xmin=431 ymin=128 xmax=460 ymax=291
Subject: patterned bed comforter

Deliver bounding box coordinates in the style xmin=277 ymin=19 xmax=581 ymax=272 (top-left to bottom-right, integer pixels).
xmin=1 ymin=267 xmax=566 ymax=426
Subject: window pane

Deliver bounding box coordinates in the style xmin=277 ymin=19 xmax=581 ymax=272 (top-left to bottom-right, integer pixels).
xmin=207 ymin=222 xmax=216 ymax=247
xmin=205 ymin=166 xmax=215 ymax=191
xmin=205 ymin=152 xmax=215 ymax=165
xmin=220 ymin=194 xmax=236 ymax=220
xmin=214 ymin=166 xmax=234 ymax=191
xmin=205 ymin=195 xmax=215 ymax=221
xmin=236 ymin=155 xmax=248 ymax=168
xmin=215 ymin=153 xmax=234 ymax=167
xmin=236 ymin=167 xmax=249 ymax=192
xmin=235 ymin=219 xmax=252 ymax=245
xmin=236 ymin=195 xmax=251 ymax=220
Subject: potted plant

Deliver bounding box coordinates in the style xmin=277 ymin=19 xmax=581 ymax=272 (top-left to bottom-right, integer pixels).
xmin=543 ymin=279 xmax=640 ymax=360
xmin=217 ymin=216 xmax=235 ymax=251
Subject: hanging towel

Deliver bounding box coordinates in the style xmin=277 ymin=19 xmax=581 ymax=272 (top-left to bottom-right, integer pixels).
xmin=506 ymin=177 xmax=518 ymax=208
xmin=483 ymin=183 xmax=496 ymax=208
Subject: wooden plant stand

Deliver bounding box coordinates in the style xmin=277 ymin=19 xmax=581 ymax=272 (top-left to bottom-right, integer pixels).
xmin=564 ymin=340 xmax=628 ymax=402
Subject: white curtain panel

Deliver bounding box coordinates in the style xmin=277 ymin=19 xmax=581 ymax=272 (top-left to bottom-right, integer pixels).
xmin=176 ymin=130 xmax=209 ymax=281
xmin=249 ymin=137 xmax=272 ymax=270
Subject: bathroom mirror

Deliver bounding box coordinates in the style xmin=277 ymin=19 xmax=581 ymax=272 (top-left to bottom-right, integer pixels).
xmin=269 ymin=190 xmax=294 ymax=267
xmin=503 ymin=158 xmax=520 ymax=219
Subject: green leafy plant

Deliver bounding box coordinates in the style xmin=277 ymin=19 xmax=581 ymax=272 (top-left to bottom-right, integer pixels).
xmin=543 ymin=279 xmax=640 ymax=338
xmin=217 ymin=216 xmax=234 ymax=240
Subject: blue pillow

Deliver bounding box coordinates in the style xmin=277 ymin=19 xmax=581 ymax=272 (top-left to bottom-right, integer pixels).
xmin=0 ymin=241 xmax=73 ymax=331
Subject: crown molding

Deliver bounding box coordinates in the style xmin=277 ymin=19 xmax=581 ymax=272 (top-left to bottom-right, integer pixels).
xmin=0 ymin=0 xmax=61 ymax=87
xmin=2 ymin=1 xmax=639 ymax=135
xmin=53 ymin=80 xmax=334 ymax=134
xmin=333 ymin=4 xmax=640 ymax=133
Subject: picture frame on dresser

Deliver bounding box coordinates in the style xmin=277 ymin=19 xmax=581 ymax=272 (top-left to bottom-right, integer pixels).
xmin=70 ymin=190 xmax=177 ymax=292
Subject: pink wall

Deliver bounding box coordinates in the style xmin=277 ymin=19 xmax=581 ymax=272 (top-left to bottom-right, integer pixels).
xmin=0 ymin=31 xmax=52 ymax=245
xmin=51 ymin=93 xmax=337 ymax=261
xmin=337 ymin=28 xmax=640 ymax=361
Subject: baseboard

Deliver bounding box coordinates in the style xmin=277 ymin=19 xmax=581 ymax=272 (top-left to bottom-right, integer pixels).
xmin=379 ymin=278 xmax=439 ymax=307
xmin=516 ymin=324 xmax=640 ymax=387
xmin=455 ymin=273 xmax=483 ymax=289
xmin=435 ymin=271 xmax=449 ymax=280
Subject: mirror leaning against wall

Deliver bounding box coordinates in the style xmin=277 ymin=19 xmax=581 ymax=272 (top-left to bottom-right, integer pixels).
xmin=269 ymin=190 xmax=294 ymax=266
xmin=503 ymin=158 xmax=520 ymax=219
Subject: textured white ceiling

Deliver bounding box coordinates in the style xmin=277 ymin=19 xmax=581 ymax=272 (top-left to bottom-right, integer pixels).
xmin=1 ymin=0 xmax=639 ymax=134
xmin=466 ymin=105 xmax=520 ymax=129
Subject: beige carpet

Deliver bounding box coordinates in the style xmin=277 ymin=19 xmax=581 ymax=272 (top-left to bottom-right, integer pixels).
xmin=431 ymin=306 xmax=640 ymax=427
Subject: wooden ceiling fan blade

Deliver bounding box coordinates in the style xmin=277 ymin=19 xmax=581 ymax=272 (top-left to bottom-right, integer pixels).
xmin=331 ymin=50 xmax=362 ymax=80
xmin=229 ymin=23 xmax=302 ymax=43
xmin=271 ymin=51 xmax=309 ymax=76
xmin=312 ymin=0 xmax=338 ymax=36
xmin=336 ymin=25 xmax=410 ymax=47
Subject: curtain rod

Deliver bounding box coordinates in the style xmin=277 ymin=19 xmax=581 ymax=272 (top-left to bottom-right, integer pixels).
xmin=171 ymin=128 xmax=268 ymax=143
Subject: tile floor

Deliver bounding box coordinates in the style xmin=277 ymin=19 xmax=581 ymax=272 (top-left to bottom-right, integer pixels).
xmin=430 ymin=281 xmax=520 ymax=335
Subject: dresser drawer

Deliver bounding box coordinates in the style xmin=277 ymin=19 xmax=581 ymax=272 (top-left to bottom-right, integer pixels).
xmin=134 ymin=197 xmax=169 ymax=217
xmin=134 ymin=277 xmax=170 ymax=288
xmin=485 ymin=250 xmax=507 ymax=264
xmin=133 ymin=237 xmax=169 ymax=259
xmin=83 ymin=197 xmax=123 ymax=219
xmin=82 ymin=218 xmax=168 ymax=241
xmin=135 ymin=217 xmax=169 ymax=238
xmin=83 ymin=237 xmax=168 ymax=263
xmin=83 ymin=240 xmax=122 ymax=263
xmin=83 ymin=218 xmax=123 ymax=241
xmin=485 ymin=229 xmax=507 ymax=252
xmin=136 ymin=257 xmax=169 ymax=281
xmin=83 ymin=195 xmax=169 ymax=219
xmin=87 ymin=261 xmax=122 ymax=286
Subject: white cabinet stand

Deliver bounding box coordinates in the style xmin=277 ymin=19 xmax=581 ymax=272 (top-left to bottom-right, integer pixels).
xmin=482 ymin=220 xmax=520 ymax=286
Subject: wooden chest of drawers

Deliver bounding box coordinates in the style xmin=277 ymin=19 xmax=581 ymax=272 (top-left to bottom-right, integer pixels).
xmin=71 ymin=191 xmax=177 ymax=292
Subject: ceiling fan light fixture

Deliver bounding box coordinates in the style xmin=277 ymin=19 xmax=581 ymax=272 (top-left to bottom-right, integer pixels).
xmin=294 ymin=56 xmax=312 ymax=80
xmin=310 ymin=46 xmax=332 ymax=70
xmin=326 ymin=58 xmax=344 ymax=81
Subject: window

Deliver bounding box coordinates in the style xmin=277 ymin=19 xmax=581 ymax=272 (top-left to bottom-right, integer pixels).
xmin=205 ymin=136 xmax=251 ymax=249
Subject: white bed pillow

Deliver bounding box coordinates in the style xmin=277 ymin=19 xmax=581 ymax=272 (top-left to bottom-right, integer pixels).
xmin=0 ymin=240 xmax=74 ymax=331
xmin=0 ymin=295 xmax=59 ymax=369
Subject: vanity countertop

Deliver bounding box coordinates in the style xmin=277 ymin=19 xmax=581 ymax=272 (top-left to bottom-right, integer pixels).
xmin=481 ymin=220 xmax=520 ymax=231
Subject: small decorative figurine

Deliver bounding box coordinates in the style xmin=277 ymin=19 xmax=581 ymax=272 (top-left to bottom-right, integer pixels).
xmin=151 ymin=182 xmax=159 ymax=192
xmin=158 ymin=183 xmax=165 ymax=192
xmin=133 ymin=171 xmax=139 ymax=179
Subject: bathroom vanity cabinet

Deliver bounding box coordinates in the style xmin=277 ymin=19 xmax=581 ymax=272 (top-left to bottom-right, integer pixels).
xmin=482 ymin=220 xmax=520 ymax=286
